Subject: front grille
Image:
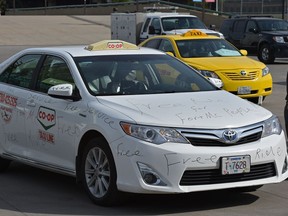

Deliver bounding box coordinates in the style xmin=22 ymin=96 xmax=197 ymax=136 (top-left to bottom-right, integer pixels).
xmin=180 ymin=162 xmax=276 ymax=186
xmin=222 ymin=71 xmax=258 ymax=81
xmin=180 ymin=124 xmax=263 ymax=147
xmin=187 ymin=131 xmax=262 ymax=146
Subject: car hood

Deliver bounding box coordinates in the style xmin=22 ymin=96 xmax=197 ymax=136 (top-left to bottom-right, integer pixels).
xmin=184 ymin=56 xmax=264 ymax=71
xmin=97 ymin=91 xmax=271 ymax=129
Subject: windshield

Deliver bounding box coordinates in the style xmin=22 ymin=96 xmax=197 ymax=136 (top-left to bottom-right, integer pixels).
xmin=176 ymin=39 xmax=242 ymax=58
xmin=161 ymin=17 xmax=207 ymax=31
xmin=258 ymin=19 xmax=288 ymax=31
xmin=74 ymin=55 xmax=217 ymax=96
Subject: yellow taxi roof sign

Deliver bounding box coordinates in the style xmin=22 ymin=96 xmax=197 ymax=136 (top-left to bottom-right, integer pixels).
xmin=182 ymin=30 xmax=207 ymax=37
xmin=86 ymin=40 xmax=139 ymax=51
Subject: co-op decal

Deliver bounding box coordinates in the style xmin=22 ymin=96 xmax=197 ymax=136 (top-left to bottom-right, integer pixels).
xmin=0 ymin=91 xmax=18 ymax=123
xmin=37 ymin=106 xmax=56 ymax=130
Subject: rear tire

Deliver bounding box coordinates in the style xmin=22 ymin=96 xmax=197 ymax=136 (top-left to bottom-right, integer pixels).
xmin=258 ymin=44 xmax=275 ymax=64
xmin=80 ymin=137 xmax=120 ymax=206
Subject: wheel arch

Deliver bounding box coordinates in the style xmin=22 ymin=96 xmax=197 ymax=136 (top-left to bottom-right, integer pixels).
xmin=257 ymin=40 xmax=268 ymax=51
xmin=75 ymin=130 xmax=107 ymax=182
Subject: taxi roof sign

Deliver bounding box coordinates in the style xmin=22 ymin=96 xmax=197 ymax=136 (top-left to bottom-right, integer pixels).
xmin=86 ymin=40 xmax=139 ymax=51
xmin=182 ymin=30 xmax=207 ymax=37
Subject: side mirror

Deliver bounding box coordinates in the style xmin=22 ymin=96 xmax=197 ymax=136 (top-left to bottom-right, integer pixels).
xmin=239 ymin=49 xmax=248 ymax=56
xmin=249 ymin=28 xmax=258 ymax=33
xmin=209 ymin=24 xmax=216 ymax=30
xmin=166 ymin=51 xmax=175 ymax=57
xmin=48 ymin=84 xmax=80 ymax=101
xmin=148 ymin=26 xmax=155 ymax=34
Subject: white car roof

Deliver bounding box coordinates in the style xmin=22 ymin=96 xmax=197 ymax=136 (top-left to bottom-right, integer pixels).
xmin=145 ymin=13 xmax=197 ymax=18
xmin=20 ymin=41 xmax=165 ymax=57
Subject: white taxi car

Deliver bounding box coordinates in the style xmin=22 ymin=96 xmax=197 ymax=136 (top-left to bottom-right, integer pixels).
xmin=0 ymin=40 xmax=287 ymax=206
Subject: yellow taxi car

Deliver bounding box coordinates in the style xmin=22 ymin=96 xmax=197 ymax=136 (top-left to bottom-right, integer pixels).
xmin=139 ymin=30 xmax=272 ymax=104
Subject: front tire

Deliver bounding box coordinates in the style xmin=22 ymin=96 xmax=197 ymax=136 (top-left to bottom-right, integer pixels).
xmin=247 ymin=96 xmax=265 ymax=105
xmin=258 ymin=44 xmax=275 ymax=64
xmin=80 ymin=137 xmax=120 ymax=206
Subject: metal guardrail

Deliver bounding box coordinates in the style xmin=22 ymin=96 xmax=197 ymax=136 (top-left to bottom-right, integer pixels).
xmin=157 ymin=0 xmax=231 ymax=17
xmin=6 ymin=0 xmax=232 ymax=17
xmin=7 ymin=0 xmax=158 ymax=12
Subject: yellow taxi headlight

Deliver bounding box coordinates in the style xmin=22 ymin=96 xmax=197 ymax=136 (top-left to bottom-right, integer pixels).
xmin=262 ymin=66 xmax=270 ymax=77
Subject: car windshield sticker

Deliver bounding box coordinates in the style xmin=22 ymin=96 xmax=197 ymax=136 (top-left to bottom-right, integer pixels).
xmin=215 ymin=49 xmax=241 ymax=56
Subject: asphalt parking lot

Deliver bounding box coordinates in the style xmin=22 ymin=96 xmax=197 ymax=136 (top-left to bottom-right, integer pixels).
xmin=0 ymin=15 xmax=288 ymax=216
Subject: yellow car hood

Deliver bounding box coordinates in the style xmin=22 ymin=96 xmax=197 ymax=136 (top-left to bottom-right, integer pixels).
xmin=184 ymin=56 xmax=264 ymax=71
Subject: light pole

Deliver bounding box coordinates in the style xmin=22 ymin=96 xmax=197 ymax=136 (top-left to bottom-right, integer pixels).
xmin=44 ymin=0 xmax=47 ymax=15
xmin=282 ymin=0 xmax=285 ymax=19
xmin=136 ymin=0 xmax=139 ymax=12
xmin=261 ymin=0 xmax=263 ymax=14
xmin=13 ymin=0 xmax=15 ymax=14
xmin=84 ymin=0 xmax=86 ymax=15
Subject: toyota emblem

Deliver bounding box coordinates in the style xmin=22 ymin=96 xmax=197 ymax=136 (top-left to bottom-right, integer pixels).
xmin=240 ymin=70 xmax=247 ymax=76
xmin=222 ymin=129 xmax=238 ymax=143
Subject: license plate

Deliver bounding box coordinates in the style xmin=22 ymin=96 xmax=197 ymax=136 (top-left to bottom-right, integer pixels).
xmin=221 ymin=155 xmax=251 ymax=175
xmin=237 ymin=86 xmax=251 ymax=94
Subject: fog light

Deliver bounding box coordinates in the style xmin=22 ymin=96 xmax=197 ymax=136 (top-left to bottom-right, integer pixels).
xmin=143 ymin=173 xmax=157 ymax=184
xmin=137 ymin=162 xmax=167 ymax=186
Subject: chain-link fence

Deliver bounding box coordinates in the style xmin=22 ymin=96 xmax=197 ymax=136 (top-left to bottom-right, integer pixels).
xmin=219 ymin=0 xmax=285 ymax=17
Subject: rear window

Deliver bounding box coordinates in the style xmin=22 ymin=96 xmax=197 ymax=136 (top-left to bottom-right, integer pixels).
xmin=161 ymin=17 xmax=207 ymax=31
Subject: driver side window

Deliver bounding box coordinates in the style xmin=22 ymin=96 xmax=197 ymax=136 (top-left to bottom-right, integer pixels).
xmin=245 ymin=21 xmax=257 ymax=32
xmin=159 ymin=40 xmax=174 ymax=53
xmin=150 ymin=18 xmax=161 ymax=34
xmin=36 ymin=56 xmax=75 ymax=93
xmin=0 ymin=55 xmax=41 ymax=89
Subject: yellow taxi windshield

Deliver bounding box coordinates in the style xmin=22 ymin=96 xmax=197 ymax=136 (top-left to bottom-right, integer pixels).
xmin=176 ymin=39 xmax=242 ymax=58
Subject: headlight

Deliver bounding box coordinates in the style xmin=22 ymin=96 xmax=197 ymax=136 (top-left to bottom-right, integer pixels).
xmin=206 ymin=77 xmax=223 ymax=88
xmin=262 ymin=115 xmax=282 ymax=138
xmin=120 ymin=122 xmax=189 ymax=144
xmin=198 ymin=70 xmax=220 ymax=79
xmin=273 ymin=36 xmax=285 ymax=43
xmin=262 ymin=66 xmax=270 ymax=76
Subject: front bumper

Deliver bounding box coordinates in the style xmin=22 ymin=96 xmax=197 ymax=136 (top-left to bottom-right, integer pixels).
xmin=272 ymin=43 xmax=288 ymax=58
xmin=111 ymin=131 xmax=288 ymax=194
xmin=218 ymin=72 xmax=272 ymax=99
